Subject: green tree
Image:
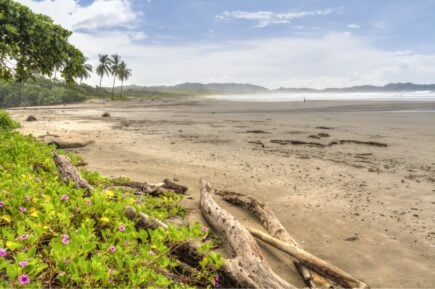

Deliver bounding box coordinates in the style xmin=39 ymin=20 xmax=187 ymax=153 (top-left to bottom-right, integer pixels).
xmin=0 ymin=0 xmax=86 ymax=84
xmin=96 ymin=54 xmax=110 ymax=88
xmin=117 ymin=61 xmax=132 ymax=98
xmin=109 ymin=54 xmax=121 ymax=99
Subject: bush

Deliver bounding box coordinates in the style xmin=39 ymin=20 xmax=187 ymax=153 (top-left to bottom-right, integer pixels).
xmin=0 ymin=131 xmax=222 ymax=288
xmin=0 ymin=110 xmax=20 ymax=130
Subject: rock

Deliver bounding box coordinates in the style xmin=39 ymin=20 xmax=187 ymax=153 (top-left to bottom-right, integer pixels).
xmin=26 ymin=115 xmax=37 ymax=122
xmin=102 ymin=112 xmax=111 ymax=118
xmin=344 ymin=236 xmax=359 ymax=241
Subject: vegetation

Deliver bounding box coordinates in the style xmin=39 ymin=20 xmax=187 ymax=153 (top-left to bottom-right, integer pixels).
xmin=96 ymin=55 xmax=111 ymax=89
xmin=0 ymin=78 xmax=109 ymax=108
xmin=109 ymin=54 xmax=121 ymax=99
xmin=0 ymin=111 xmax=223 ymax=288
xmin=0 ymin=0 xmax=86 ymax=84
xmin=117 ymin=61 xmax=132 ymax=98
xmin=0 ymin=110 xmax=20 ymax=130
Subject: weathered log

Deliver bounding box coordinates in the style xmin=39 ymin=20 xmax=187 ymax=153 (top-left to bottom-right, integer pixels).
xmin=38 ymin=133 xmax=60 ymax=138
xmin=48 ymin=140 xmax=94 ymax=149
xmin=248 ymin=228 xmax=369 ymax=289
xmin=109 ymin=178 xmax=187 ymax=196
xmin=52 ymin=152 xmax=93 ymax=196
xmin=216 ymin=190 xmax=333 ymax=288
xmin=200 ymin=178 xmax=295 ymax=289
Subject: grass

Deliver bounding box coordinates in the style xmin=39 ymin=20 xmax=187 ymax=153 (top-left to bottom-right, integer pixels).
xmin=0 ymin=111 xmax=222 ymax=288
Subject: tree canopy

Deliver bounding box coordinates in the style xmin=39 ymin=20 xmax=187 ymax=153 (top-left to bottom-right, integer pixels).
xmin=0 ymin=0 xmax=86 ymax=84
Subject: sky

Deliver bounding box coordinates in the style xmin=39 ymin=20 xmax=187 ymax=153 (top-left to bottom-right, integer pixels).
xmin=15 ymin=0 xmax=435 ymax=89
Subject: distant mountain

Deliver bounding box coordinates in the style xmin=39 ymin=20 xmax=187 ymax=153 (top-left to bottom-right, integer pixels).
xmin=123 ymin=82 xmax=435 ymax=95
xmin=123 ymin=82 xmax=269 ymax=94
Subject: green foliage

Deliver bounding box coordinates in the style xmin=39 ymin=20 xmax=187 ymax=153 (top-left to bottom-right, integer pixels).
xmin=0 ymin=78 xmax=109 ymax=108
xmin=0 ymin=131 xmax=222 ymax=288
xmin=0 ymin=110 xmax=20 ymax=130
xmin=0 ymin=0 xmax=85 ymax=84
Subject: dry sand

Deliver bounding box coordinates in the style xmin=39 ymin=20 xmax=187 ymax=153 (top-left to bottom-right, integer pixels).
xmin=8 ymin=97 xmax=435 ymax=288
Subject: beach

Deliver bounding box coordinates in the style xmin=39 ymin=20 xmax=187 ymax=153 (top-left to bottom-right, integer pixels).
xmin=8 ymin=96 xmax=435 ymax=288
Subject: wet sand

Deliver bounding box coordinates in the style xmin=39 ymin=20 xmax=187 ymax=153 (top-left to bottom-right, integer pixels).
xmin=8 ymin=97 xmax=435 ymax=288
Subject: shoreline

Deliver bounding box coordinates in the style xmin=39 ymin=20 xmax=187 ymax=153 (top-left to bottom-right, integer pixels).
xmin=8 ymin=97 xmax=435 ymax=288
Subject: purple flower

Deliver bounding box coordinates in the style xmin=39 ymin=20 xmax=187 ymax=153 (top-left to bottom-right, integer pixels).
xmin=215 ymin=275 xmax=220 ymax=287
xmin=61 ymin=195 xmax=69 ymax=201
xmin=19 ymin=234 xmax=29 ymax=240
xmin=25 ymin=196 xmax=31 ymax=201
xmin=64 ymin=259 xmax=71 ymax=264
xmin=61 ymin=234 xmax=70 ymax=245
xmin=109 ymin=268 xmax=114 ymax=274
xmin=19 ymin=260 xmax=28 ymax=268
xmin=85 ymin=200 xmax=91 ymax=206
xmin=201 ymin=226 xmax=209 ymax=232
xmin=0 ymin=201 xmax=4 ymax=208
xmin=109 ymin=245 xmax=116 ymax=252
xmin=109 ymin=277 xmax=113 ymax=283
xmin=0 ymin=248 xmax=7 ymax=257
xmin=123 ymin=241 xmax=130 ymax=246
xmin=18 ymin=274 xmax=30 ymax=285
xmin=149 ymin=250 xmax=155 ymax=256
xmin=19 ymin=207 xmax=27 ymax=213
xmin=118 ymin=224 xmax=126 ymax=232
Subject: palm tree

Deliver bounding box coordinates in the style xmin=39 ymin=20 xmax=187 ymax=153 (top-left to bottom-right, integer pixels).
xmin=78 ymin=63 xmax=92 ymax=84
xmin=109 ymin=54 xmax=121 ymax=99
xmin=117 ymin=61 xmax=132 ymax=98
xmin=96 ymin=54 xmax=111 ymax=88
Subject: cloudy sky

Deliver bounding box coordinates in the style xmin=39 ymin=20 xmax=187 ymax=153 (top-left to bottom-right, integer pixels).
xmin=16 ymin=0 xmax=435 ymax=88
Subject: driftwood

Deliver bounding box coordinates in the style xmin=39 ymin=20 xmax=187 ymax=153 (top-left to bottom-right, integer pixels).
xmin=200 ymin=178 xmax=295 ymax=289
xmin=38 ymin=133 xmax=60 ymax=138
xmin=216 ymin=190 xmax=332 ymax=288
xmin=109 ymin=178 xmax=187 ymax=196
xmin=249 ymin=228 xmax=369 ymax=289
xmin=48 ymin=140 xmax=94 ymax=149
xmin=52 ymin=153 xmax=93 ymax=196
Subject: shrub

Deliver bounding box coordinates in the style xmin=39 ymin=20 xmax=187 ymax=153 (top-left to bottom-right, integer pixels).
xmin=0 ymin=110 xmax=20 ymax=131
xmin=0 ymin=131 xmax=222 ymax=288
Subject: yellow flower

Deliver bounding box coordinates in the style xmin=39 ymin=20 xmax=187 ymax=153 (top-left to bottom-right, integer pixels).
xmin=1 ymin=214 xmax=11 ymax=223
xmin=106 ymin=191 xmax=115 ymax=198
xmin=99 ymin=216 xmax=110 ymax=224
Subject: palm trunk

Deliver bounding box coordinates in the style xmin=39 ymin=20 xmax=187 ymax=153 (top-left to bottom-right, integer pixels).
xmin=99 ymin=76 xmax=103 ymax=88
xmin=120 ymin=79 xmax=124 ymax=98
xmin=111 ymin=76 xmax=116 ymax=100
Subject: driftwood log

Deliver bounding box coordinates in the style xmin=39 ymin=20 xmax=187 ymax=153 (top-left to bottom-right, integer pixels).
xmin=216 ymin=190 xmax=332 ymax=288
xmin=52 ymin=152 xmax=93 ymax=196
xmin=48 ymin=140 xmax=94 ymax=149
xmin=249 ymin=228 xmax=369 ymax=289
xmin=108 ymin=178 xmax=188 ymax=196
xmin=200 ymin=178 xmax=296 ymax=289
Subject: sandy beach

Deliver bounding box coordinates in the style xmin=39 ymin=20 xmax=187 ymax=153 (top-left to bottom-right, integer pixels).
xmin=8 ymin=97 xmax=435 ymax=288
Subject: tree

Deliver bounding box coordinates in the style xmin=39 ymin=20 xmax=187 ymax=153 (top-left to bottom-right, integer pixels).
xmin=77 ymin=63 xmax=92 ymax=84
xmin=0 ymin=0 xmax=86 ymax=84
xmin=117 ymin=61 xmax=132 ymax=98
xmin=96 ymin=54 xmax=110 ymax=88
xmin=109 ymin=54 xmax=121 ymax=99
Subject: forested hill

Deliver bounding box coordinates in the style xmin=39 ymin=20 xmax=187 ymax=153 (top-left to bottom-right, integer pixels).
xmin=0 ymin=78 xmax=108 ymax=108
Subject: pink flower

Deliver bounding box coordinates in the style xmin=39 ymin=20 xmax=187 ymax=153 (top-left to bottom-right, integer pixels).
xmin=109 ymin=268 xmax=114 ymax=274
xmin=0 ymin=201 xmax=4 ymax=208
xmin=61 ymin=234 xmax=70 ymax=245
xmin=61 ymin=195 xmax=69 ymax=201
xmin=109 ymin=246 xmax=116 ymax=252
xmin=149 ymin=250 xmax=155 ymax=256
xmin=123 ymin=241 xmax=130 ymax=246
xmin=109 ymin=277 xmax=113 ymax=283
xmin=18 ymin=274 xmax=30 ymax=285
xmin=85 ymin=200 xmax=91 ymax=206
xmin=64 ymin=259 xmax=71 ymax=264
xmin=118 ymin=224 xmax=126 ymax=232
xmin=0 ymin=248 xmax=6 ymax=257
xmin=201 ymin=226 xmax=209 ymax=232
xmin=19 ymin=260 xmax=28 ymax=268
xmin=19 ymin=207 xmax=27 ymax=213
xmin=25 ymin=196 xmax=31 ymax=201
xmin=19 ymin=234 xmax=29 ymax=240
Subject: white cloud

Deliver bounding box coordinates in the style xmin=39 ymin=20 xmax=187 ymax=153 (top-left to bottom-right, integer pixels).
xmin=68 ymin=31 xmax=435 ymax=89
xmin=347 ymin=24 xmax=360 ymax=29
xmin=16 ymin=0 xmax=140 ymax=31
xmin=216 ymin=9 xmax=334 ymax=28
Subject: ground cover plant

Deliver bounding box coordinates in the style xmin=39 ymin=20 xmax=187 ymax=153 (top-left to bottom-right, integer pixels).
xmin=0 ymin=111 xmax=222 ymax=288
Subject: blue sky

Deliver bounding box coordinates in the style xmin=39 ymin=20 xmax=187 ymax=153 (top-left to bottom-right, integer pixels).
xmin=17 ymin=0 xmax=435 ymax=88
